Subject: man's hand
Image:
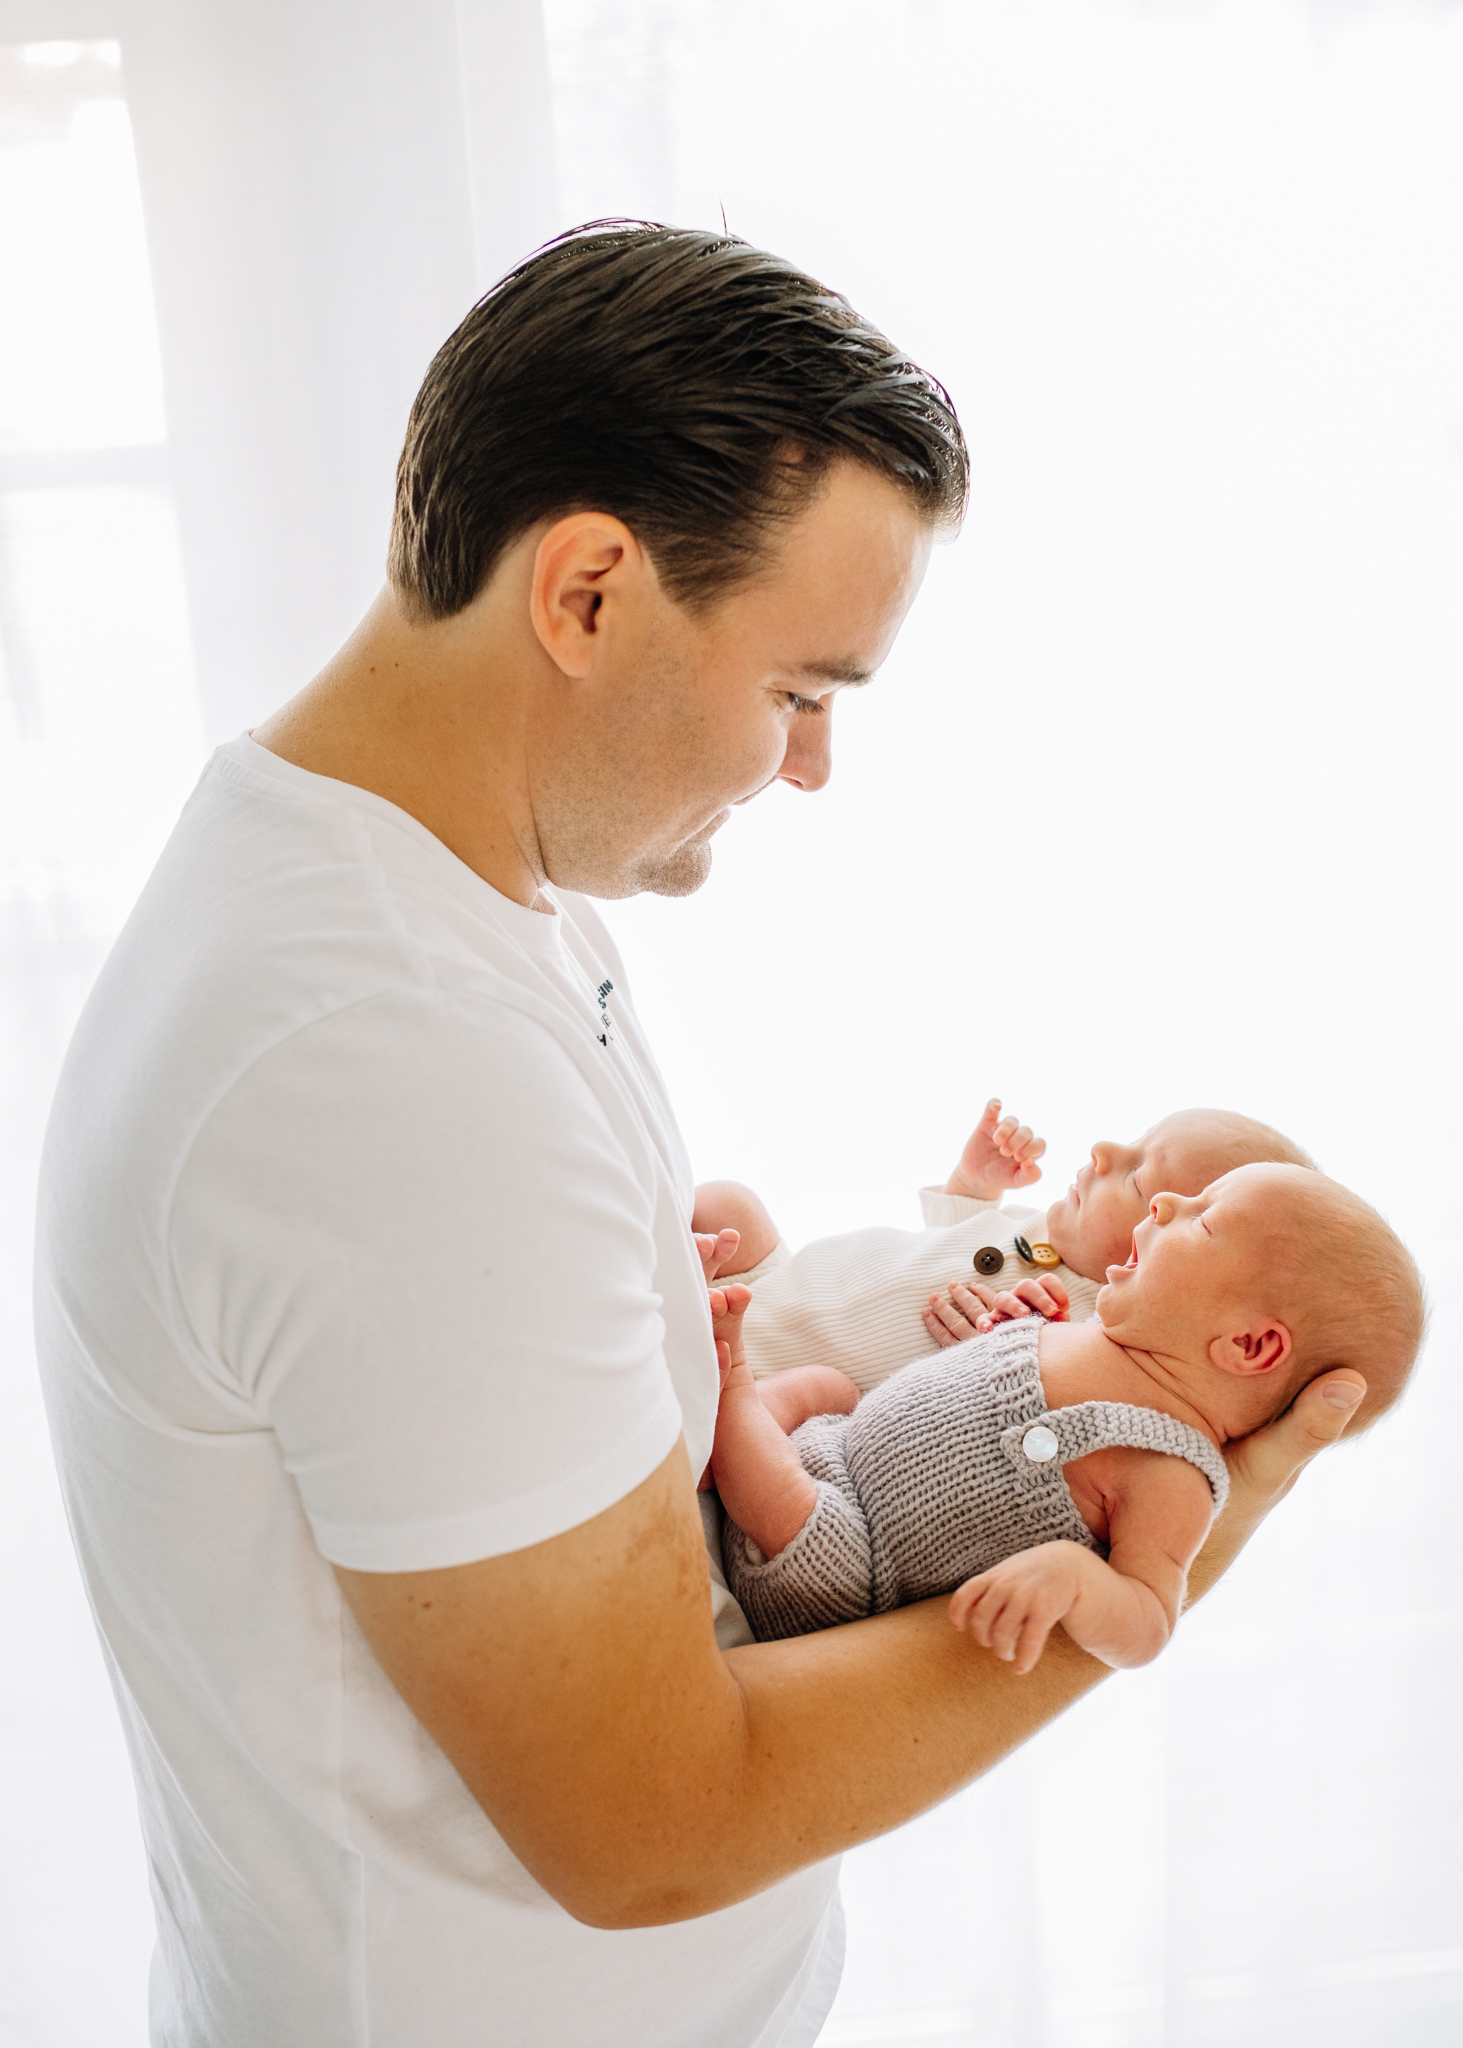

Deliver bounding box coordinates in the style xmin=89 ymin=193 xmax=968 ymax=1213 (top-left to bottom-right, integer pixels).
xmin=924 ymin=1275 xmax=1070 ymax=1347
xmin=943 ymin=1098 xmax=1046 ymax=1201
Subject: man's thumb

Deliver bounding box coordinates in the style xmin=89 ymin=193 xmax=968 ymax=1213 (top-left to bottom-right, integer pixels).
xmin=1289 ymin=1369 xmax=1367 ymax=1453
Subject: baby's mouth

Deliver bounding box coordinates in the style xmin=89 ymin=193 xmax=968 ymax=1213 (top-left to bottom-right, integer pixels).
xmin=1104 ymin=1233 xmax=1140 ymax=1286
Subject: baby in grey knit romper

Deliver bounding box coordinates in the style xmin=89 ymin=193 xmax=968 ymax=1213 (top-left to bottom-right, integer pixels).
xmin=710 ymin=1161 xmax=1423 ymax=1673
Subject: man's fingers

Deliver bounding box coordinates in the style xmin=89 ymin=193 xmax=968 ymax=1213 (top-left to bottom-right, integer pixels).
xmin=1284 ymin=1369 xmax=1367 ymax=1452
xmin=1226 ymin=1369 xmax=1367 ymax=1500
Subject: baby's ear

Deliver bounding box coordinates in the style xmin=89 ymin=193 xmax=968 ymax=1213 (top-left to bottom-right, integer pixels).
xmin=1207 ymin=1320 xmax=1293 ymax=1377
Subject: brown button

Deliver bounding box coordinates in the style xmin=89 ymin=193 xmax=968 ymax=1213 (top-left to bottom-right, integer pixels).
xmin=973 ymin=1246 xmax=1005 ymax=1276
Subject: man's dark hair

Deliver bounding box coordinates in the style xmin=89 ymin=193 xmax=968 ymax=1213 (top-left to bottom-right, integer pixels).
xmin=389 ymin=221 xmax=968 ymax=618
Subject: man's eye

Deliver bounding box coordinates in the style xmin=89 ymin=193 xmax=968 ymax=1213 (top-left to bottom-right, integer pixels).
xmin=785 ymin=693 xmax=823 ymax=714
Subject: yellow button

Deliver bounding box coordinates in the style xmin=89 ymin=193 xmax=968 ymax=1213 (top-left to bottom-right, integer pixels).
xmin=1027 ymin=1242 xmax=1062 ymax=1269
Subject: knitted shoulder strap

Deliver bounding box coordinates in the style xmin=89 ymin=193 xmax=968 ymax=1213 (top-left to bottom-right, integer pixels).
xmin=999 ymin=1400 xmax=1230 ymax=1513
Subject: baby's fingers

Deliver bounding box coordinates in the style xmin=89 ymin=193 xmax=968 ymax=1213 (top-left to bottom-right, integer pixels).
xmin=695 ymin=1228 xmax=742 ymax=1280
xmin=951 ymin=1577 xmax=1001 ymax=1645
xmin=985 ymin=1591 xmax=1031 ymax=1664
xmin=948 ymin=1578 xmax=983 ymax=1630
xmin=1007 ymin=1278 xmax=1070 ymax=1322
xmin=711 ymin=1282 xmax=751 ymax=1325
xmin=925 ymin=1291 xmax=980 ymax=1344
xmin=1011 ymin=1614 xmax=1055 ymax=1676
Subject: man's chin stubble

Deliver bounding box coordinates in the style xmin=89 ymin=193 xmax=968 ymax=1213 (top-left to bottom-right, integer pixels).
xmin=637 ymin=840 xmax=714 ymax=899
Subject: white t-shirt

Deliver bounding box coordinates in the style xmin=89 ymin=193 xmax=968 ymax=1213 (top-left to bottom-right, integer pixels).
xmin=35 ymin=737 xmax=840 ymax=2048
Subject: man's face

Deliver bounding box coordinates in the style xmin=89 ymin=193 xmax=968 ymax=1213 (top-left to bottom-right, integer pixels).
xmin=534 ymin=460 xmax=934 ymax=898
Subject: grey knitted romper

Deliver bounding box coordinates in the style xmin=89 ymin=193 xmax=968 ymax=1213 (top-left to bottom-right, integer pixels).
xmin=722 ymin=1317 xmax=1230 ymax=1643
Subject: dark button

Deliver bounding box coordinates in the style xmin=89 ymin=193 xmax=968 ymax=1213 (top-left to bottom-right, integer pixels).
xmin=973 ymin=1246 xmax=1005 ymax=1276
xmin=1013 ymin=1235 xmax=1035 ymax=1264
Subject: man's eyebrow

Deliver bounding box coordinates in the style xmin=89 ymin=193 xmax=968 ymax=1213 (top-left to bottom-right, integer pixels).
xmin=788 ymin=659 xmax=874 ymax=687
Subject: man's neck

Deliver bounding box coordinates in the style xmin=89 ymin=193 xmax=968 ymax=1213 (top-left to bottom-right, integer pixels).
xmin=252 ymin=585 xmax=547 ymax=907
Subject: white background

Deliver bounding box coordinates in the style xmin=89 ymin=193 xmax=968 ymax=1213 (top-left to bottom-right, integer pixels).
xmin=1 ymin=3 xmax=1460 ymax=2043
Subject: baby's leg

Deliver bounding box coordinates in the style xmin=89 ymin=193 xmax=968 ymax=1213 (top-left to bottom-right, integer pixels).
xmin=712 ymin=1358 xmax=821 ymax=1560
xmin=692 ymin=1179 xmax=782 ymax=1274
xmin=758 ymin=1365 xmax=859 ymax=1436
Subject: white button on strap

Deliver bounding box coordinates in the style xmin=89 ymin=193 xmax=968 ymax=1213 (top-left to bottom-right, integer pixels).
xmin=1022 ymin=1423 xmax=1060 ymax=1463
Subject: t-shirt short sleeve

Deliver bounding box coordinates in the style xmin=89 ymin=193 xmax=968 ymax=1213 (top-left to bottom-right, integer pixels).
xmin=169 ymin=986 xmax=687 ymax=1570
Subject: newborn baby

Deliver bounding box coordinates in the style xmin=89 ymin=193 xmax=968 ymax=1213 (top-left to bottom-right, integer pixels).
xmin=695 ymin=1099 xmax=1320 ymax=1397
xmin=708 ymin=1164 xmax=1424 ymax=1671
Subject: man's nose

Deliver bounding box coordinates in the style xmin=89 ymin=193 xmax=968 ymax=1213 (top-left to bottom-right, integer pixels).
xmin=777 ymin=712 xmax=833 ymax=793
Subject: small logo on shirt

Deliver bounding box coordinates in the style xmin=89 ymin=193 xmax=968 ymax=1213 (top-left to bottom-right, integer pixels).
xmin=594 ymin=978 xmax=616 ymax=1048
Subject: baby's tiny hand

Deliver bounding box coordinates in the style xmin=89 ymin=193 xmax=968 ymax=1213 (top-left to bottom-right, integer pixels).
xmin=923 ymin=1275 xmax=1070 ymax=1348
xmin=949 ymin=1543 xmax=1083 ymax=1675
xmin=944 ymin=1098 xmax=1046 ymax=1202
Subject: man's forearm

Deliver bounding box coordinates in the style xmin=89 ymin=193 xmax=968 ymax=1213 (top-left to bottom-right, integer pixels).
xmin=338 ymin=1373 xmax=1362 ymax=1934
xmin=694 ymin=1604 xmax=1105 ymax=1923
xmin=339 ymin=1445 xmax=1106 ymax=1932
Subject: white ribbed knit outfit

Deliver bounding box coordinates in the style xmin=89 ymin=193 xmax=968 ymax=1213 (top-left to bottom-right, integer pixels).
xmin=739 ymin=1188 xmax=1100 ymax=1397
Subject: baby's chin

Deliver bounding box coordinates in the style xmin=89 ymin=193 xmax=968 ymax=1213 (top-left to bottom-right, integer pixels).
xmin=1044 ymin=1210 xmax=1113 ymax=1285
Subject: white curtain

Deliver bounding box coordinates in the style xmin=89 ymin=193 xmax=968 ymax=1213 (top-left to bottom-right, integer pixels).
xmin=2 ymin=3 xmax=1460 ymax=2043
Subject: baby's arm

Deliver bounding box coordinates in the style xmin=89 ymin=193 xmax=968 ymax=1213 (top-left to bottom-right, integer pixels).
xmin=949 ymin=1453 xmax=1213 ymax=1673
xmin=709 ymin=1288 xmax=823 ymax=1558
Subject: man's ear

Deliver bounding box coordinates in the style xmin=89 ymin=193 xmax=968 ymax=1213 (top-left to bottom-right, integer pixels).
xmin=1207 ymin=1320 xmax=1294 ymax=1377
xmin=529 ymin=513 xmax=643 ymax=678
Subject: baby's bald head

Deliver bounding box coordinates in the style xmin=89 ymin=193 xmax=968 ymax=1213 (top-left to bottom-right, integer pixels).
xmin=1097 ymin=1161 xmax=1425 ymax=1436
xmin=1254 ymin=1166 xmax=1424 ymax=1428
xmin=1156 ymin=1108 xmax=1316 ymax=1186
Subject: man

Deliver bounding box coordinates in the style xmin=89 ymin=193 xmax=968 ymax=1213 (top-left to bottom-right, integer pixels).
xmin=36 ymin=223 xmax=1364 ymax=2047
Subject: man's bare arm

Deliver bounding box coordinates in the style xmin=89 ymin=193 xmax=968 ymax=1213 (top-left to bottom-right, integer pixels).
xmin=334 ymin=1369 xmax=1365 ymax=1931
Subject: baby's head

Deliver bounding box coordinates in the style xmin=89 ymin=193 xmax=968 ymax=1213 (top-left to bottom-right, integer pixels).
xmin=1097 ymin=1162 xmax=1425 ymax=1431
xmin=1045 ymin=1108 xmax=1316 ymax=1282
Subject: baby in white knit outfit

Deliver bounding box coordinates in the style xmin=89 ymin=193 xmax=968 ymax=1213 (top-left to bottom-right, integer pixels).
xmin=703 ymin=1160 xmax=1423 ymax=1669
xmin=693 ymin=1098 xmax=1320 ymax=1406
